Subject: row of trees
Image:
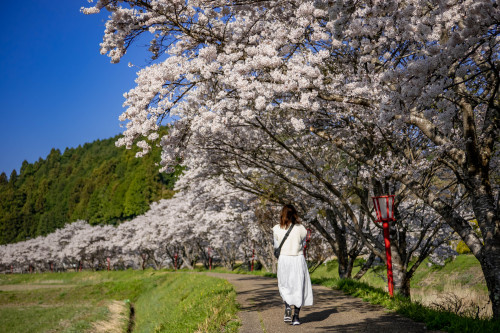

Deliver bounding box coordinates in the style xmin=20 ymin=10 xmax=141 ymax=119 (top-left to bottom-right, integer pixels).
xmin=0 ymin=129 xmax=180 ymax=245
xmin=0 ymin=176 xmax=331 ymax=273
xmin=82 ymin=0 xmax=500 ymax=317
xmin=0 ymin=172 xmax=455 ymax=283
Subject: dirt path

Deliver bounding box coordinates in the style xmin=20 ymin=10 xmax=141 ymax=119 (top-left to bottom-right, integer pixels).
xmin=0 ymin=284 xmax=76 ymax=291
xmin=207 ymin=273 xmax=437 ymax=333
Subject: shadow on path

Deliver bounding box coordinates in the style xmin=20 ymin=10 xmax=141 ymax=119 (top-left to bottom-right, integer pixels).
xmin=206 ymin=273 xmax=437 ymax=333
xmin=301 ymin=307 xmax=338 ymax=324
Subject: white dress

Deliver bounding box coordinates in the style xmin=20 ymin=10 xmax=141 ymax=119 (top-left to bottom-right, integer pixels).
xmin=273 ymin=224 xmax=313 ymax=308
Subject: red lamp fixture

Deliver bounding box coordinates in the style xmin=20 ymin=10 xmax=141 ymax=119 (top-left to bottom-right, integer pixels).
xmin=372 ymin=195 xmax=396 ymax=297
xmin=372 ymin=195 xmax=395 ymax=222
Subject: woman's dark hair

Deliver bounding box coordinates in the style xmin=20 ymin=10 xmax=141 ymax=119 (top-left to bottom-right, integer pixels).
xmin=280 ymin=204 xmax=300 ymax=229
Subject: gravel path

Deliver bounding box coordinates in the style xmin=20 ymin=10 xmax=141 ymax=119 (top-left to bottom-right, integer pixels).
xmin=207 ymin=273 xmax=436 ymax=333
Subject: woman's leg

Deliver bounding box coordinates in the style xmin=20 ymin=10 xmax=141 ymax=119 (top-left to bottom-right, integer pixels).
xmin=284 ymin=301 xmax=292 ymax=322
xmin=292 ymin=306 xmax=301 ymax=325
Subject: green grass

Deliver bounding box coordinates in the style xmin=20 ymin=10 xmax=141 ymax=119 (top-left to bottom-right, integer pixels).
xmin=0 ymin=270 xmax=239 ymax=333
xmin=326 ymin=278 xmax=500 ymax=333
xmin=134 ymin=273 xmax=239 ymax=333
xmin=306 ymin=254 xmax=488 ymax=294
xmin=0 ymin=304 xmax=108 ymax=333
xmin=409 ymin=255 xmax=488 ymax=294
xmin=166 ymin=263 xmax=278 ymax=278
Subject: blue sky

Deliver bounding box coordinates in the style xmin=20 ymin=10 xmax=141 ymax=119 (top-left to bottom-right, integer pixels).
xmin=0 ymin=1 xmax=146 ymax=176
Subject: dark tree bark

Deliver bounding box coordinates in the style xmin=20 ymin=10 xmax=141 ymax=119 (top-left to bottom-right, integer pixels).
xmin=353 ymin=252 xmax=375 ymax=280
xmin=326 ymin=209 xmax=350 ymax=279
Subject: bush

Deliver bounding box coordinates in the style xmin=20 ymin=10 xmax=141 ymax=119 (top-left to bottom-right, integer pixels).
xmin=456 ymin=241 xmax=472 ymax=254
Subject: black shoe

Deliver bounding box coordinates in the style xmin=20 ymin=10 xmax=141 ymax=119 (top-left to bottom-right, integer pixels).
xmin=291 ymin=314 xmax=300 ymax=325
xmin=284 ymin=307 xmax=292 ymax=322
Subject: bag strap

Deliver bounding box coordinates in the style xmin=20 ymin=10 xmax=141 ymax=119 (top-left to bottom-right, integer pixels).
xmin=277 ymin=224 xmax=294 ymax=252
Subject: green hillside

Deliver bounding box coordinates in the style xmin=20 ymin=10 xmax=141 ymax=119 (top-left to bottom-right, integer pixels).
xmin=0 ymin=130 xmax=180 ymax=244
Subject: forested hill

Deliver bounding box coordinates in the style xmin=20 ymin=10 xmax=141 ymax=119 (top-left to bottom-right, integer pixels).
xmin=0 ymin=130 xmax=180 ymax=245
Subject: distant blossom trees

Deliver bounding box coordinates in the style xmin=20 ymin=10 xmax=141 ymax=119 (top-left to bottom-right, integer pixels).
xmin=0 ymin=177 xmax=272 ymax=272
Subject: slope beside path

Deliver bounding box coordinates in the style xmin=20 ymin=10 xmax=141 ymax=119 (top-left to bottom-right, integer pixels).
xmin=207 ymin=272 xmax=438 ymax=333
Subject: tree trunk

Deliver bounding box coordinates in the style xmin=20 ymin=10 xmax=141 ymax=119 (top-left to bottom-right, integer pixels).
xmin=479 ymin=237 xmax=500 ymax=319
xmin=181 ymin=257 xmax=193 ymax=269
xmin=337 ymin=257 xmax=350 ymax=279
xmin=389 ymin=244 xmax=411 ymax=297
xmin=346 ymin=241 xmax=364 ymax=279
xmin=326 ymin=209 xmax=350 ymax=279
xmin=473 ymin=190 xmax=500 ymax=319
xmin=259 ymin=243 xmax=274 ymax=272
xmin=469 ymin=173 xmax=500 ymax=319
xmin=353 ymin=253 xmax=375 ymax=280
xmin=196 ymin=242 xmax=210 ymax=269
xmin=345 ymin=256 xmax=355 ymax=279
xmin=151 ymin=257 xmax=159 ymax=270
xmin=400 ymin=273 xmax=412 ymax=298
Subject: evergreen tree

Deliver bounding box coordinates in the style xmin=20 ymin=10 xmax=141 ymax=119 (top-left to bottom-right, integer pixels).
xmin=0 ymin=131 xmax=179 ymax=244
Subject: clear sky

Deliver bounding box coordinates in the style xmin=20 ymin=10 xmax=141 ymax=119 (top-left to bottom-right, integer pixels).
xmin=0 ymin=1 xmax=145 ymax=176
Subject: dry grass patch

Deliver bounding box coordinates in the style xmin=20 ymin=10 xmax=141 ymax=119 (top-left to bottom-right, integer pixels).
xmin=80 ymin=274 xmax=111 ymax=283
xmin=38 ymin=279 xmax=64 ymax=284
xmin=92 ymin=300 xmax=130 ymax=333
xmin=413 ymin=282 xmax=491 ymax=319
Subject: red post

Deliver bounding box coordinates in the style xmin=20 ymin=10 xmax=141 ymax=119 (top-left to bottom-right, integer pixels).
xmin=251 ymin=249 xmax=255 ymax=272
xmin=107 ymin=257 xmax=110 ymax=271
xmin=372 ymin=195 xmax=396 ymax=297
xmin=174 ymin=253 xmax=178 ymax=271
xmin=51 ymin=263 xmax=54 ymax=273
xmin=79 ymin=261 xmax=82 ymax=272
xmin=383 ymin=221 xmax=394 ymax=297
xmin=29 ymin=265 xmax=32 ymax=274
xmin=10 ymin=265 xmax=13 ymax=274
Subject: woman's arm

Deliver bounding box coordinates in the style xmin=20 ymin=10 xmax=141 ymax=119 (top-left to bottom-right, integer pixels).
xmin=273 ymin=227 xmax=279 ymax=249
xmin=300 ymin=225 xmax=307 ymax=247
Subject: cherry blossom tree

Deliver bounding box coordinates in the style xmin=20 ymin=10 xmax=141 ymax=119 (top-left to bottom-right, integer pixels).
xmin=82 ymin=0 xmax=500 ymax=316
xmin=174 ymin=172 xmax=261 ymax=270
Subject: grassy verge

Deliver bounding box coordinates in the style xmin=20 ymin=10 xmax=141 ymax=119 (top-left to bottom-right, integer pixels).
xmin=311 ymin=277 xmax=500 ymax=333
xmin=0 ymin=303 xmax=108 ymax=333
xmin=0 ymin=270 xmax=239 ymax=333
xmin=164 ymin=264 xmax=277 ymax=278
xmin=134 ymin=273 xmax=239 ymax=333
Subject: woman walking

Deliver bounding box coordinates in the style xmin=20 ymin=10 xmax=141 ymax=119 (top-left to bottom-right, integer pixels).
xmin=273 ymin=204 xmax=313 ymax=325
